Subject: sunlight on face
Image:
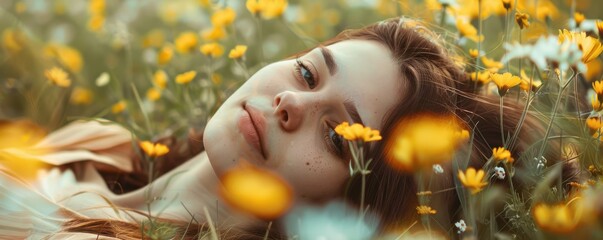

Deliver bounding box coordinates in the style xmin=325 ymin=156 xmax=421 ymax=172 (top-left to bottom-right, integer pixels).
xmin=204 ymin=40 xmax=401 ymax=201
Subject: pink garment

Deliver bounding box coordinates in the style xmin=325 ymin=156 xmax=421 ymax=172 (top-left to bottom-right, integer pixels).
xmin=0 ymin=120 xmax=134 ymax=239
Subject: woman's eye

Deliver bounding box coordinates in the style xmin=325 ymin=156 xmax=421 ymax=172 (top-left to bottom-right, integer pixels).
xmin=295 ymin=58 xmax=317 ymax=89
xmin=327 ymin=127 xmax=344 ymax=157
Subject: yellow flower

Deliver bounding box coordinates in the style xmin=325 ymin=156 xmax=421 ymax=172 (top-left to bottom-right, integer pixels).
xmin=174 ymin=32 xmax=198 ymax=54
xmin=211 ymin=7 xmax=236 ymax=27
xmin=111 ymin=100 xmax=126 ymax=114
xmin=262 ymin=0 xmax=288 ymax=20
xmin=139 ymin=141 xmax=170 ymax=157
xmin=70 ymin=87 xmax=93 ymax=105
xmin=491 ymin=72 xmax=522 ymax=97
xmin=15 ymin=1 xmax=27 ymax=14
xmin=198 ymin=0 xmax=212 ymax=8
xmin=229 ymin=45 xmax=248 ymax=59
xmin=43 ymin=44 xmax=83 ymax=73
xmin=219 ymin=162 xmax=293 ymax=220
xmin=481 ymin=56 xmax=504 ymax=72
xmin=153 ymin=70 xmax=168 ymax=89
xmin=246 ymin=0 xmax=266 ymax=15
xmin=157 ymin=45 xmax=173 ymax=65
xmin=492 ymin=147 xmax=514 ymax=163
xmin=88 ymin=14 xmax=105 ymax=32
xmin=469 ymin=71 xmax=491 ymax=84
xmin=592 ymin=95 xmax=602 ymax=111
xmin=586 ymin=117 xmax=602 ymax=131
xmin=386 ymin=114 xmax=468 ymax=172
xmin=515 ymin=12 xmax=530 ymax=30
xmin=574 ymin=12 xmax=585 ymax=27
xmin=211 ymin=73 xmax=222 ymax=85
xmin=200 ymin=42 xmax=224 ymax=58
xmin=596 ymin=20 xmax=603 ymax=38
xmin=2 ymin=28 xmax=24 ymax=53
xmin=146 ymin=88 xmax=161 ymax=101
xmin=559 ymin=29 xmax=603 ymax=64
xmin=532 ymin=202 xmax=582 ymax=234
xmin=88 ymin=0 xmax=105 ymax=15
xmin=456 ymin=19 xmax=483 ymax=42
xmin=469 ymin=49 xmax=479 ymax=58
xmin=458 ymin=167 xmax=488 ymax=194
xmin=334 ymin=122 xmax=382 ymax=142
xmin=519 ymin=70 xmax=542 ymax=92
xmin=501 ymin=0 xmax=511 ymax=10
xmin=593 ymin=80 xmax=603 ymax=96
xmin=45 ymin=67 xmax=71 ymax=88
xmin=416 ymin=205 xmax=437 ymax=215
xmin=201 ymin=26 xmax=227 ymax=41
xmin=142 ymin=29 xmax=165 ymax=48
xmin=175 ymin=71 xmax=196 ymax=84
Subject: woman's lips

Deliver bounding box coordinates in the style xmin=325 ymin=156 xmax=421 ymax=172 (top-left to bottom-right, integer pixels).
xmin=238 ymin=104 xmax=267 ymax=159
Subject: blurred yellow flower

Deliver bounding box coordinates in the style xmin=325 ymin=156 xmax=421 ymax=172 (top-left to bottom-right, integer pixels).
xmin=219 ymin=162 xmax=293 ymax=220
xmin=88 ymin=14 xmax=105 ymax=32
xmin=501 ymin=0 xmax=511 ymax=10
xmin=246 ymin=0 xmax=265 ymax=15
xmin=142 ymin=29 xmax=165 ymax=48
xmin=458 ymin=167 xmax=488 ymax=194
xmin=491 ymin=72 xmax=522 ymax=97
xmin=591 ymin=95 xmax=602 ymax=111
xmin=592 ymin=80 xmax=603 ymax=96
xmin=469 ymin=71 xmax=491 ymax=84
xmin=157 ymin=45 xmax=173 ymax=65
xmin=228 ymin=45 xmax=248 ymax=59
xmin=201 ymin=26 xmax=227 ymax=41
xmin=70 ymin=87 xmax=93 ymax=105
xmin=88 ymin=0 xmax=105 ymax=15
xmin=0 ymin=120 xmax=48 ymax=180
xmin=515 ymin=12 xmax=530 ymax=30
xmin=2 ymin=28 xmax=24 ymax=53
xmin=334 ymin=122 xmax=382 ymax=142
xmin=153 ymin=70 xmax=168 ymax=89
xmin=175 ymin=71 xmax=196 ymax=84
xmin=200 ymin=42 xmax=224 ymax=58
xmin=211 ymin=7 xmax=236 ymax=27
xmin=45 ymin=67 xmax=71 ymax=88
xmin=456 ymin=19 xmax=483 ymax=42
xmin=481 ymin=56 xmax=503 ymax=72
xmin=469 ymin=49 xmax=479 ymax=58
xmin=519 ymin=70 xmax=542 ymax=92
xmin=386 ymin=114 xmax=467 ymax=172
xmin=44 ymin=44 xmax=84 ymax=73
xmin=532 ymin=203 xmax=581 ymax=234
xmin=15 ymin=1 xmax=27 ymax=14
xmin=146 ymin=88 xmax=161 ymax=101
xmin=586 ymin=117 xmax=602 ymax=131
xmin=492 ymin=147 xmax=514 ymax=163
xmin=574 ymin=12 xmax=585 ymax=27
xmin=174 ymin=32 xmax=198 ymax=54
xmin=211 ymin=73 xmax=222 ymax=85
xmin=559 ymin=29 xmax=603 ymax=64
xmin=139 ymin=141 xmax=169 ymax=157
xmin=111 ymin=100 xmax=126 ymax=114
xmin=262 ymin=0 xmax=288 ymax=20
xmin=586 ymin=59 xmax=603 ymax=82
xmin=416 ymin=205 xmax=437 ymax=215
xmin=198 ymin=0 xmax=212 ymax=8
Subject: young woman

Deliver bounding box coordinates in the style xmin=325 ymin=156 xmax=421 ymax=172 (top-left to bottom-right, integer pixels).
xmin=0 ymin=17 xmax=578 ymax=239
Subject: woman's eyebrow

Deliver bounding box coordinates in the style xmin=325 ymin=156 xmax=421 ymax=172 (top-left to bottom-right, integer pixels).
xmin=319 ymin=46 xmax=338 ymax=76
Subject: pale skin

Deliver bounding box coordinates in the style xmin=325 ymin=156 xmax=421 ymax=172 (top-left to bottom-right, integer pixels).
xmin=65 ymin=40 xmax=402 ymax=228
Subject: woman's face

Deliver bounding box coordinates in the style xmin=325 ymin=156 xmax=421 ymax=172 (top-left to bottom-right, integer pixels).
xmin=204 ymin=40 xmax=401 ymax=201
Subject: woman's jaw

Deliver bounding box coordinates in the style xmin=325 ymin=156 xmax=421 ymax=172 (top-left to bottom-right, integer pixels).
xmin=203 ymin=39 xmax=402 ymax=201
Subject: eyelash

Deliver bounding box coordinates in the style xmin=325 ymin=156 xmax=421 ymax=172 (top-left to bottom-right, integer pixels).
xmin=294 ymin=58 xmax=317 ymax=89
xmin=323 ymin=123 xmax=345 ymax=159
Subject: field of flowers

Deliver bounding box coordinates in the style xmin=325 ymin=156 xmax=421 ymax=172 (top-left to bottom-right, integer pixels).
xmin=2 ymin=0 xmax=603 ymax=239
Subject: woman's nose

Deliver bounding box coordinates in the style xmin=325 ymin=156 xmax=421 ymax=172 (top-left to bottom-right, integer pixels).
xmin=273 ymin=91 xmax=305 ymax=132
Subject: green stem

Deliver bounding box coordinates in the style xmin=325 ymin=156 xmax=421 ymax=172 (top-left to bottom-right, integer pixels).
xmin=500 ymin=96 xmax=506 ymax=147
xmin=537 ymin=73 xmax=572 ymax=159
xmin=439 ymin=5 xmax=447 ymax=27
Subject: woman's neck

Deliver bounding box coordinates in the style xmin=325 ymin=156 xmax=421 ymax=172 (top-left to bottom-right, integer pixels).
xmin=113 ymin=152 xmax=258 ymax=229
